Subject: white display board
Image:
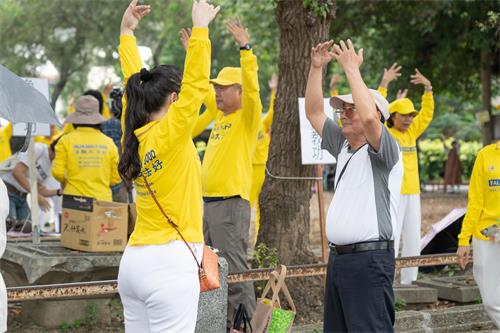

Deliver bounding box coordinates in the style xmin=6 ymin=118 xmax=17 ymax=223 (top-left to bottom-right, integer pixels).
xmin=298 ymin=97 xmax=337 ymax=165
xmin=12 ymin=77 xmax=51 ymax=137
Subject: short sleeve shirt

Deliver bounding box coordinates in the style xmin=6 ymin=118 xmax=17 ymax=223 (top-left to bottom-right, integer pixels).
xmin=321 ymin=118 xmax=403 ymax=245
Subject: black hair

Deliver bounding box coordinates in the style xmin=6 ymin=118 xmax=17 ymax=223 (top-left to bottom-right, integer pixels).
xmin=83 ymin=90 xmax=104 ymax=114
xmin=119 ymin=65 xmax=182 ymax=181
xmin=73 ymin=124 xmax=103 ymax=131
xmin=386 ymin=115 xmax=394 ymax=128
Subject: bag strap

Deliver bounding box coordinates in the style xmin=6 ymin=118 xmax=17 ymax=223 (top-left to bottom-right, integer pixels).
xmin=333 ymin=143 xmax=367 ymax=192
xmin=141 ymin=174 xmax=202 ymax=271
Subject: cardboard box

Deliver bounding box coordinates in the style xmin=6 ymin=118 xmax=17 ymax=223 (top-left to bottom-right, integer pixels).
xmin=61 ymin=195 xmax=128 ymax=252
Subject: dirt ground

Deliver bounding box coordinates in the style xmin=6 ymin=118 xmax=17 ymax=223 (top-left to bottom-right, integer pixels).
xmin=7 ymin=190 xmax=468 ymax=332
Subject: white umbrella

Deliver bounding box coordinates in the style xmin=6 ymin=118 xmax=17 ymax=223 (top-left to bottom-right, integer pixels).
xmin=0 ymin=64 xmax=60 ymax=126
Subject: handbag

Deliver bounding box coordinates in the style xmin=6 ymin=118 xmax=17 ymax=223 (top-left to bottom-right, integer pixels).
xmin=231 ymin=303 xmax=253 ymax=333
xmin=251 ymin=265 xmax=296 ymax=333
xmin=141 ymin=174 xmax=220 ymax=292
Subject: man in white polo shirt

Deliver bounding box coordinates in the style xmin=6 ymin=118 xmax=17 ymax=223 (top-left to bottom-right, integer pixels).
xmin=305 ymin=39 xmax=403 ymax=332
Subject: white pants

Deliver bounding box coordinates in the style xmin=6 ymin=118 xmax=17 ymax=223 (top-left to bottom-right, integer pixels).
xmin=118 ymin=241 xmax=203 ymax=333
xmin=473 ymin=238 xmax=500 ymax=328
xmin=394 ymin=194 xmax=421 ymax=284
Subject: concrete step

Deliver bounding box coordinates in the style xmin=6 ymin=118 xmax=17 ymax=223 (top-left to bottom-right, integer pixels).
xmin=291 ymin=305 xmax=497 ymax=333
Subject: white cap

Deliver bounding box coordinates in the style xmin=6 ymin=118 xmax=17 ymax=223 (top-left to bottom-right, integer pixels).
xmin=329 ymin=89 xmax=390 ymax=121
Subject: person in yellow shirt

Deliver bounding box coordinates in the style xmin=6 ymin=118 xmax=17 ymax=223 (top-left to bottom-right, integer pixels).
xmin=116 ymin=0 xmax=219 ymax=332
xmin=52 ymin=95 xmax=121 ymax=201
xmin=250 ymin=74 xmax=277 ymax=235
xmin=384 ymin=68 xmax=434 ymax=284
xmin=182 ymin=17 xmax=261 ymax=327
xmin=0 ymin=123 xmax=12 ymax=163
xmin=457 ymin=139 xmax=500 ymax=329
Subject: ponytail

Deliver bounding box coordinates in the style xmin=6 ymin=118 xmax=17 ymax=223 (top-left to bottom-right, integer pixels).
xmin=119 ymin=73 xmax=148 ymax=181
xmin=118 ymin=65 xmax=182 ymax=181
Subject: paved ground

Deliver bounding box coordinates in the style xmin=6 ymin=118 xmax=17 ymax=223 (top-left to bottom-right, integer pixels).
xmin=7 ymin=190 xmax=469 ymax=332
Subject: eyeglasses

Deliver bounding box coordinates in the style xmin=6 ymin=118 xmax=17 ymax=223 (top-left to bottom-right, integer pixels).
xmin=334 ymin=105 xmax=356 ymax=114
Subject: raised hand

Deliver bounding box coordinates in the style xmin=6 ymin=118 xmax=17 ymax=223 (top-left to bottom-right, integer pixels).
xmin=120 ymin=0 xmax=151 ymax=35
xmin=268 ymin=73 xmax=278 ymax=92
xmin=396 ymin=88 xmax=408 ymax=99
xmin=382 ymin=63 xmax=402 ymax=85
xmin=332 ymin=39 xmax=363 ymax=71
xmin=179 ymin=28 xmax=191 ymax=51
xmin=226 ymin=17 xmax=250 ymax=47
xmin=192 ymin=0 xmax=220 ymax=28
xmin=310 ymin=40 xmax=335 ymax=69
xmin=410 ymin=68 xmax=431 ymax=89
xmin=103 ymin=83 xmax=114 ymax=97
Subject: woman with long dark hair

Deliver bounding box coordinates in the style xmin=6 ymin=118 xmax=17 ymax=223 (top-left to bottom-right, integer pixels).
xmin=116 ymin=0 xmax=220 ymax=331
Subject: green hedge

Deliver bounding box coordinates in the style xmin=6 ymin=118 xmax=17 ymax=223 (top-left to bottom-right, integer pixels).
xmin=418 ymin=139 xmax=482 ymax=183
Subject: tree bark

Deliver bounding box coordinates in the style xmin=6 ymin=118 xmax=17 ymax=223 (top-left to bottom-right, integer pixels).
xmin=480 ymin=49 xmax=494 ymax=144
xmin=257 ymin=0 xmax=335 ymax=322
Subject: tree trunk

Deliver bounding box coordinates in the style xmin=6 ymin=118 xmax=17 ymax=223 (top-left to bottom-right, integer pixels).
xmin=480 ymin=49 xmax=494 ymax=144
xmin=257 ymin=0 xmax=335 ymax=322
xmin=50 ymin=73 xmax=68 ymax=110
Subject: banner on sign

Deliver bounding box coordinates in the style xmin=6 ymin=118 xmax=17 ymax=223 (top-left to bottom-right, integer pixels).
xmin=298 ymin=97 xmax=338 ymax=165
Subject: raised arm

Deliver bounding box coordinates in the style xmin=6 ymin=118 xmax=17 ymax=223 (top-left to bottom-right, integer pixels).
xmin=378 ymin=62 xmax=401 ymax=99
xmin=333 ymin=39 xmax=382 ymax=151
xmin=119 ymin=0 xmax=150 ymax=134
xmin=227 ymin=18 xmax=262 ymax=128
xmin=159 ymin=0 xmax=220 ymax=142
xmin=262 ymin=74 xmax=277 ymax=133
xmin=181 ymin=27 xmax=218 ymax=138
xmin=305 ymin=41 xmax=335 ymax=137
xmin=408 ymin=69 xmax=434 ymax=137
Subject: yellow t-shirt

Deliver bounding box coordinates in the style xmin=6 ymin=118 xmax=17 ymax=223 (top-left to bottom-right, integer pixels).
xmin=120 ymin=28 xmax=210 ymax=246
xmin=0 ymin=123 xmax=12 ymax=163
xmin=52 ymin=127 xmax=120 ymax=201
xmin=458 ymin=142 xmax=500 ymax=246
xmin=196 ymin=50 xmax=262 ymax=201
xmin=377 ymin=86 xmax=388 ymax=99
xmin=253 ymin=91 xmax=275 ymax=165
xmin=387 ymin=91 xmax=434 ymax=194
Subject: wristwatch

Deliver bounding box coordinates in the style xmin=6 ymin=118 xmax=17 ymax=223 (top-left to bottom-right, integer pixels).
xmin=56 ymin=189 xmax=62 ymax=197
xmin=240 ymin=43 xmax=252 ymax=51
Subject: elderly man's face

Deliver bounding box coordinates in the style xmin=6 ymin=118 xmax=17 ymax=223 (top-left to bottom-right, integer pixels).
xmin=340 ymin=102 xmax=364 ymax=137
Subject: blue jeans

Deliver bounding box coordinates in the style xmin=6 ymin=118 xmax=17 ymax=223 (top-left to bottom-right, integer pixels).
xmin=8 ymin=192 xmax=30 ymax=221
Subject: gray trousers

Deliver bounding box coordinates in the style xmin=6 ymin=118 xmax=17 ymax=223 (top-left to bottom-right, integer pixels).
xmin=203 ymin=197 xmax=256 ymax=328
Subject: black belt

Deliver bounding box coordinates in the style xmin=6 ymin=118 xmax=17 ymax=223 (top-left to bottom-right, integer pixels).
xmin=5 ymin=182 xmax=27 ymax=198
xmin=203 ymin=195 xmax=241 ymax=203
xmin=329 ymin=240 xmax=394 ymax=255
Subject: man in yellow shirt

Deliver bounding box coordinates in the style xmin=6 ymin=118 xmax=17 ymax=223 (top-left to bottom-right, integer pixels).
xmin=384 ymin=68 xmax=434 ymax=284
xmin=250 ymin=74 xmax=276 ymax=236
xmin=457 ymin=139 xmax=500 ymax=329
xmin=187 ymin=18 xmax=261 ymax=327
xmin=52 ymin=96 xmax=121 ymax=201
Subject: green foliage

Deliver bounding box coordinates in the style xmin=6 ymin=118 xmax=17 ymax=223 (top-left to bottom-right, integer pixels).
xmin=252 ymin=243 xmax=280 ymax=269
xmin=303 ymin=0 xmax=335 ymax=18
xmin=58 ymin=301 xmax=98 ymax=332
xmin=418 ymin=139 xmax=482 ymax=183
xmin=394 ymin=298 xmax=407 ymax=311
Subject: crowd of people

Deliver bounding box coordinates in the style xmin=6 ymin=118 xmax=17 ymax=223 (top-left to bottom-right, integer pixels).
xmin=0 ymin=0 xmax=499 ymax=332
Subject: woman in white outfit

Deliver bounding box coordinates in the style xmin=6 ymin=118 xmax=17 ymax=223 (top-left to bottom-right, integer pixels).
xmin=116 ymin=0 xmax=219 ymax=332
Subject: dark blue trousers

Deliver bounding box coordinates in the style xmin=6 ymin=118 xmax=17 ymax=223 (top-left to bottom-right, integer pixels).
xmin=323 ymin=248 xmax=395 ymax=332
